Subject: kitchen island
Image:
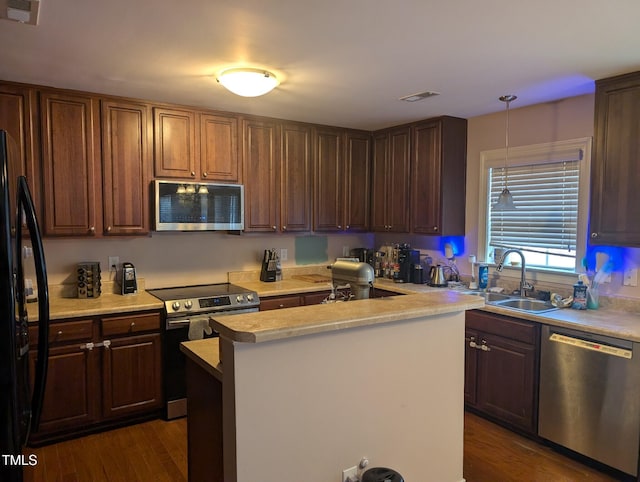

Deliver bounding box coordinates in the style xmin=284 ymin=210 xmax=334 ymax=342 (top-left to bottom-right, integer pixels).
xmin=181 ymin=291 xmax=484 ymax=482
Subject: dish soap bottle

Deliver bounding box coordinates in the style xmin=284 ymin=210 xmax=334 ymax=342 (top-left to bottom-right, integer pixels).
xmin=571 ymin=280 xmax=587 ymax=310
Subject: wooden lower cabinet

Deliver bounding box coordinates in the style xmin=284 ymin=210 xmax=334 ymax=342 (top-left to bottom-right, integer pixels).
xmin=28 ymin=311 xmax=162 ymax=443
xmin=465 ymin=310 xmax=539 ymax=434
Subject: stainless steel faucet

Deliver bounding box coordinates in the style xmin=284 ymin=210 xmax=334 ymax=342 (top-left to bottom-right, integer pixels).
xmin=495 ymin=249 xmax=533 ymax=297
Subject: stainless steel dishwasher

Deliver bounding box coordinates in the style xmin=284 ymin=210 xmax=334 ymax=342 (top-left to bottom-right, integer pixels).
xmin=539 ymin=324 xmax=640 ymax=476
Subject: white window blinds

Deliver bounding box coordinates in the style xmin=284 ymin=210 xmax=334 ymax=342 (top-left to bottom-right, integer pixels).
xmin=489 ymin=160 xmax=579 ymax=255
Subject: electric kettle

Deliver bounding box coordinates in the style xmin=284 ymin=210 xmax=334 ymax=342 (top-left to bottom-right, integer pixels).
xmin=428 ymin=264 xmax=448 ymax=287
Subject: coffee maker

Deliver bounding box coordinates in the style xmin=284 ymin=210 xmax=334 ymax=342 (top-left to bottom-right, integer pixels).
xmin=397 ymin=244 xmax=418 ymax=283
xmin=350 ymin=248 xmax=374 ymax=267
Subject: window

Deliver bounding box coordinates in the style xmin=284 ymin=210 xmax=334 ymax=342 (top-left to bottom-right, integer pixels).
xmin=478 ymin=138 xmax=591 ymax=273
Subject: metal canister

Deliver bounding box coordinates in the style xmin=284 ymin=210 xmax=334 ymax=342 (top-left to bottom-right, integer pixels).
xmin=478 ymin=264 xmax=489 ymax=289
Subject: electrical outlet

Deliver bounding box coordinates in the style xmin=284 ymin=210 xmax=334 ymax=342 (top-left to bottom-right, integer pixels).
xmin=23 ymin=245 xmax=33 ymax=258
xmin=342 ymin=466 xmax=358 ymax=482
xmin=108 ymin=256 xmax=120 ymax=272
xmin=280 ymin=248 xmax=288 ymax=261
xmin=342 ymin=245 xmax=350 ymax=257
xmin=623 ymin=268 xmax=638 ymax=287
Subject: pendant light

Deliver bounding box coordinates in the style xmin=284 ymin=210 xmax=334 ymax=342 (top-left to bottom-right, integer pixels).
xmin=493 ymin=95 xmax=517 ymax=211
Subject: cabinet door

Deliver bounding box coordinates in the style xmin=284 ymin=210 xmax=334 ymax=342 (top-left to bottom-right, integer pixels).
xmin=200 ymin=113 xmax=240 ymax=182
xmin=102 ymin=333 xmax=162 ymax=419
xmin=40 ymin=91 xmax=101 ymax=236
xmin=411 ymin=121 xmax=442 ymax=234
xmin=344 ymin=130 xmax=371 ymax=232
xmin=101 ymin=99 xmax=151 ymax=235
xmin=464 ymin=329 xmax=480 ymax=406
xmin=243 ymin=117 xmax=280 ymax=232
xmin=370 ymin=132 xmax=389 ymax=231
xmin=0 ymin=83 xmax=40 ymax=233
xmin=281 ymin=123 xmax=312 ymax=232
xmin=29 ymin=343 xmax=100 ymax=436
xmin=313 ymin=127 xmax=343 ymax=231
xmin=590 ymin=72 xmax=640 ymax=246
xmin=153 ymin=107 xmax=197 ymax=179
xmin=412 ymin=117 xmax=467 ymax=236
xmin=476 ymin=333 xmax=537 ymax=433
xmin=386 ymin=127 xmax=411 ymax=232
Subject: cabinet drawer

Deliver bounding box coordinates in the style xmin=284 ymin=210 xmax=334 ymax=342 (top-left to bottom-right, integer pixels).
xmin=260 ymin=295 xmax=302 ymax=311
xmin=101 ymin=312 xmax=161 ymax=337
xmin=29 ymin=319 xmax=94 ymax=345
xmin=466 ymin=310 xmax=537 ymax=345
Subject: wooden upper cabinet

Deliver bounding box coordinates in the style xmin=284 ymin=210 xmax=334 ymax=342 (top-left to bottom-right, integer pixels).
xmin=313 ymin=127 xmax=343 ymax=231
xmin=280 ymin=122 xmax=312 ymax=232
xmin=0 ymin=82 xmax=40 ymax=233
xmin=590 ymin=71 xmax=640 ymax=246
xmin=40 ymin=91 xmax=101 ymax=236
xmin=200 ymin=113 xmax=241 ymax=183
xmin=242 ymin=117 xmax=280 ymax=232
xmin=411 ymin=116 xmax=467 ymax=236
xmin=371 ymin=126 xmax=411 ymax=232
xmin=153 ymin=107 xmax=197 ymax=179
xmin=101 ymin=99 xmax=152 ymax=235
xmin=344 ymin=130 xmax=371 ymax=232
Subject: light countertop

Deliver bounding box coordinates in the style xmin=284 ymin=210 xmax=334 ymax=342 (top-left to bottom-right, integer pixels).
xmin=209 ymin=291 xmax=484 ymax=343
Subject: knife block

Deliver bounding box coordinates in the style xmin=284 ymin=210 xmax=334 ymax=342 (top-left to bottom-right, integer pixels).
xmin=260 ymin=250 xmax=277 ymax=282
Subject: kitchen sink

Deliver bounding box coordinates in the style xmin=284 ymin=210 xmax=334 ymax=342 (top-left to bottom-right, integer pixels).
xmin=491 ymin=297 xmax=557 ymax=313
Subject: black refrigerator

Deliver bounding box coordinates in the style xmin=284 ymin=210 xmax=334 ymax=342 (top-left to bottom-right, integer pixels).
xmin=0 ymin=129 xmax=50 ymax=481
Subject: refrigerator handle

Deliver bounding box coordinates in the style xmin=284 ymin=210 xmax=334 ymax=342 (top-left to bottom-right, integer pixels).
xmin=16 ymin=176 xmax=49 ymax=438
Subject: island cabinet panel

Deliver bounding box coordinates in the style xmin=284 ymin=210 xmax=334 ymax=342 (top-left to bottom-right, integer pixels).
xmin=153 ymin=107 xmax=197 ymax=179
xmin=411 ymin=116 xmax=467 ymax=236
xmin=0 ymin=82 xmax=40 ymax=233
xmin=242 ymin=117 xmax=281 ymax=232
xmin=465 ymin=310 xmax=539 ymax=435
xmin=590 ymin=70 xmax=640 ymax=246
xmin=313 ymin=127 xmax=371 ymax=232
xmin=280 ymin=122 xmax=312 ymax=232
xmin=101 ymin=99 xmax=152 ymax=235
xmin=200 ymin=112 xmax=241 ymax=183
xmin=370 ymin=126 xmax=411 ymax=233
xmin=40 ymin=91 xmax=101 ymax=236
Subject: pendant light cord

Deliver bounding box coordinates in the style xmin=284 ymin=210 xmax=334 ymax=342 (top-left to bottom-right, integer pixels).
xmin=499 ymin=95 xmax=517 ymax=190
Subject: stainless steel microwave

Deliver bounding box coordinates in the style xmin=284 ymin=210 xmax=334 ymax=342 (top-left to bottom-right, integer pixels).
xmin=154 ymin=180 xmax=244 ymax=231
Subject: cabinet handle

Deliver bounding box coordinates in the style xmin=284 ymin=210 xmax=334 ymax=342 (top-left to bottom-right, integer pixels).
xmin=202 ymin=172 xmax=208 ymax=178
xmin=103 ymin=340 xmax=111 ymax=350
xmin=80 ymin=342 xmax=95 ymax=351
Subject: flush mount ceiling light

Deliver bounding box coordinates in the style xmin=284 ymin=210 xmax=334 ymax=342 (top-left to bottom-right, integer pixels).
xmin=493 ymin=94 xmax=518 ymax=211
xmin=216 ymin=68 xmax=279 ymax=97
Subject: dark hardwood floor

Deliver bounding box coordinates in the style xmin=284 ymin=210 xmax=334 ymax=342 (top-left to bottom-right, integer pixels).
xmin=23 ymin=412 xmax=622 ymax=481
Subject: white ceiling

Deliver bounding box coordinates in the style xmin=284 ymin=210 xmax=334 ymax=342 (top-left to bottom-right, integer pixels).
xmin=1 ymin=0 xmax=639 ymax=130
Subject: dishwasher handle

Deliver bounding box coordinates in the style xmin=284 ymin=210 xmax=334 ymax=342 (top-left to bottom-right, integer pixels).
xmin=549 ymin=332 xmax=632 ymax=359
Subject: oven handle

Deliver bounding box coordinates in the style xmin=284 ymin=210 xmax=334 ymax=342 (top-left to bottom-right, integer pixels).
xmin=166 ymin=308 xmax=259 ymax=330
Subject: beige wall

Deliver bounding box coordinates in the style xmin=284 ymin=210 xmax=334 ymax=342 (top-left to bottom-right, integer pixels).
xmin=229 ymin=311 xmax=466 ymax=482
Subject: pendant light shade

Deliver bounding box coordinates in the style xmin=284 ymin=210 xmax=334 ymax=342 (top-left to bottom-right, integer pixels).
xmin=493 ymin=95 xmax=517 ymax=211
xmin=217 ymin=68 xmax=279 ymax=97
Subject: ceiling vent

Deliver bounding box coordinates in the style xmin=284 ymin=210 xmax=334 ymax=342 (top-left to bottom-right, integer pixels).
xmin=399 ymin=91 xmax=440 ymax=103
xmin=1 ymin=0 xmax=40 ymax=26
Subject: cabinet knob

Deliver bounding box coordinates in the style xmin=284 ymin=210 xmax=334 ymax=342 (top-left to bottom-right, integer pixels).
xmin=89 ymin=226 xmax=95 ymax=233
xmin=480 ymin=340 xmax=491 ymax=352
xmin=433 ymin=226 xmax=439 ymax=232
xmin=130 ymin=322 xmax=136 ymax=329
xmin=591 ymin=232 xmax=598 ymax=238
xmin=272 ymin=225 xmax=277 ymax=231
xmin=202 ymin=172 xmax=208 ymax=178
xmin=469 ymin=337 xmax=478 ymax=349
xmin=345 ymin=225 xmax=350 ymax=230
xmin=56 ymin=330 xmax=63 ymax=337
xmin=106 ymin=226 xmax=112 ymax=232
xmin=190 ymin=171 xmax=196 ymax=177
xmin=282 ymin=225 xmax=287 ymax=231
xmin=337 ymin=225 xmax=342 ymax=229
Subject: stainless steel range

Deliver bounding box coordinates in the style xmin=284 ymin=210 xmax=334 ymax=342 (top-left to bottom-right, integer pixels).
xmin=148 ymin=283 xmax=259 ymax=419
